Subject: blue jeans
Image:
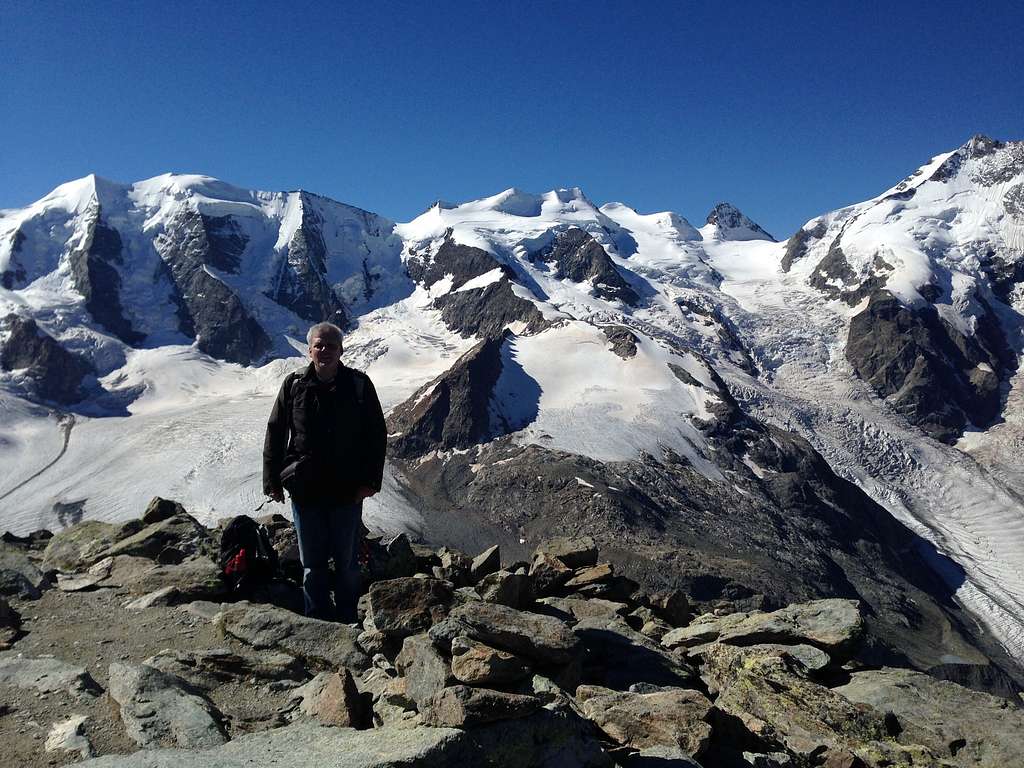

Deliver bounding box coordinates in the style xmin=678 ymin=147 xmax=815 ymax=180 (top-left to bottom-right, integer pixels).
xmin=290 ymin=499 xmax=362 ymax=622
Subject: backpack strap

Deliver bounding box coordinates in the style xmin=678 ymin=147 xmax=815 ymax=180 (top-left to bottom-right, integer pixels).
xmin=350 ymin=370 xmax=366 ymax=407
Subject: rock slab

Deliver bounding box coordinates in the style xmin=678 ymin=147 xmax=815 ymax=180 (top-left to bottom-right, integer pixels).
xmin=107 ymin=662 xmax=227 ymax=749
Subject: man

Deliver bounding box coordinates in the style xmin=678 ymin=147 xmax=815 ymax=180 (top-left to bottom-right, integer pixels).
xmin=263 ymin=322 xmax=386 ymax=622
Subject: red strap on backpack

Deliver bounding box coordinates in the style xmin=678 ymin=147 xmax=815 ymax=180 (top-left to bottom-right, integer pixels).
xmin=224 ymin=548 xmax=248 ymax=576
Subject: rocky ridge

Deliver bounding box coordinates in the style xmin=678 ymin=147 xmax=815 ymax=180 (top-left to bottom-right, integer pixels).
xmin=2 ymin=499 xmax=1023 ymax=767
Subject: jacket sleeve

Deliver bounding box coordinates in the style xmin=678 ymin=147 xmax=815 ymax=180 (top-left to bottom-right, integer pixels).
xmin=359 ymin=375 xmax=388 ymax=492
xmin=262 ymin=376 xmax=291 ymax=496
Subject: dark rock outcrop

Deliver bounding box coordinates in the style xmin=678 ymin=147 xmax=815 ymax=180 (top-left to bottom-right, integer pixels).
xmin=433 ymin=278 xmax=547 ymax=338
xmin=156 ymin=210 xmax=271 ymax=365
xmin=601 ymin=325 xmax=639 ymax=359
xmin=406 ymin=236 xmax=513 ymax=291
xmin=780 ymin=220 xmax=827 ymax=272
xmin=388 ymin=333 xmax=508 ymax=458
xmin=68 ymin=211 xmax=144 ymax=344
xmin=706 ymin=203 xmax=775 ymax=241
xmin=265 ymin=194 xmax=346 ymax=326
xmin=0 ymin=228 xmax=27 ymax=289
xmin=846 ymin=289 xmax=1014 ymax=441
xmin=807 ymin=240 xmax=887 ymax=305
xmin=531 ymin=228 xmax=639 ymax=304
xmin=1 ymin=314 xmax=93 ymax=403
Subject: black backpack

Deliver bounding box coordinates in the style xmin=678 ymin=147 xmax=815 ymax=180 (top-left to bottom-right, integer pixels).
xmin=219 ymin=515 xmax=279 ymax=593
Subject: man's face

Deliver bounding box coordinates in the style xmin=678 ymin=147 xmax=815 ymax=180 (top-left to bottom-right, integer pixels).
xmin=309 ymin=334 xmax=342 ymax=371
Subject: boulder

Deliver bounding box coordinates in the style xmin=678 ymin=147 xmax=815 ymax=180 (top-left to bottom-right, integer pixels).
xmin=45 ymin=714 xmax=93 ymax=760
xmin=639 ymin=617 xmax=673 ymax=642
xmin=529 ymin=552 xmax=573 ymax=596
xmin=0 ymin=540 xmax=47 ymax=599
xmin=56 ymin=556 xmax=117 ymax=592
xmin=0 ymin=595 xmax=21 ymax=649
xmin=367 ymin=533 xmax=420 ymax=581
xmin=701 ymin=644 xmax=935 ymax=762
xmin=662 ymin=611 xmax=752 ymax=649
xmin=358 ymin=669 xmax=420 ymax=728
xmin=564 ymin=562 xmax=614 ymax=589
xmin=107 ymin=662 xmax=227 ymax=749
xmin=534 ymin=536 xmax=598 ymax=569
xmin=130 ymin=556 xmax=226 ymax=601
xmin=648 ymin=589 xmax=691 ymax=627
xmin=470 ymin=544 xmax=501 ymax=583
xmin=537 ymin=596 xmax=629 ymax=623
xmin=42 ymin=520 xmax=124 ymax=572
xmin=214 ymin=602 xmax=368 ymax=671
xmin=142 ymin=497 xmax=189 ymax=525
xmin=450 ymin=635 xmax=532 ymax=686
xmin=834 ymin=668 xmax=1024 ymax=767
xmin=576 ymin=685 xmax=713 ymax=756
xmin=101 ymin=513 xmax=215 ymax=563
xmin=74 ymin=714 xmax=611 ymax=768
xmin=574 ymin=618 xmax=696 ymax=690
xmin=368 ymin=577 xmax=454 ymax=638
xmin=144 ymin=647 xmax=304 ymax=691
xmin=445 ymin=601 xmax=580 ymax=664
xmin=438 ymin=547 xmax=472 ymax=586
xmin=422 ymin=685 xmax=541 ymax=727
xmin=2 ymin=528 xmax=53 ymax=550
xmin=292 ymin=669 xmax=369 ymax=728
xmin=715 ymin=599 xmax=863 ymax=655
xmin=0 ymin=655 xmax=100 ymax=697
xmin=476 ymin=569 xmax=534 ymax=608
xmin=756 ymin=643 xmax=832 ymax=674
xmin=395 ymin=633 xmax=454 ymax=710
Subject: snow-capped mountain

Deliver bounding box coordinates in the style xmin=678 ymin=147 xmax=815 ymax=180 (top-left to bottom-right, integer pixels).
xmin=2 ymin=137 xmax=1024 ymax=692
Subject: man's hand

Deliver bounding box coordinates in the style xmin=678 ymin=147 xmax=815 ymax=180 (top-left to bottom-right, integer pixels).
xmin=267 ymin=488 xmax=285 ymax=503
xmin=354 ymin=486 xmax=377 ymax=501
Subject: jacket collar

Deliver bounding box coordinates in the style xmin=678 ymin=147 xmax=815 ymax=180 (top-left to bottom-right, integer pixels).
xmin=302 ymin=362 xmax=348 ymax=385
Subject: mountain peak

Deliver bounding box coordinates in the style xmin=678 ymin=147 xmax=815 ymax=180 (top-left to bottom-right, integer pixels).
xmin=704 ymin=202 xmax=774 ymax=242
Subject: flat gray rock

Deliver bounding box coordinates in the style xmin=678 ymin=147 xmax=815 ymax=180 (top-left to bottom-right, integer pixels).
xmin=446 ymin=601 xmax=579 ymax=664
xmin=76 ymin=716 xmax=610 ymax=768
xmin=144 ymin=647 xmax=304 ymax=691
xmin=42 ymin=520 xmax=124 ymax=572
xmin=101 ymin=513 xmax=214 ymax=562
xmin=662 ymin=612 xmax=751 ymax=650
xmin=0 ymin=654 xmax=100 ymax=697
xmin=422 ymin=684 xmax=541 ymax=727
xmin=75 ymin=720 xmax=465 ymax=768
xmin=576 ymin=686 xmax=713 ymax=756
xmin=538 ymin=596 xmax=629 ymax=622
xmin=107 ymin=662 xmax=227 ymax=749
xmin=663 ymin=600 xmax=862 ymax=656
xmin=214 ymin=601 xmax=369 ymax=671
xmin=717 ymin=599 xmax=863 ymax=654
xmin=834 ymin=668 xmax=1024 ymax=767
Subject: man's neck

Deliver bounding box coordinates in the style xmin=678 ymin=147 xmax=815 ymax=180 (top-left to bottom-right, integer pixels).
xmin=314 ymin=363 xmax=340 ymax=382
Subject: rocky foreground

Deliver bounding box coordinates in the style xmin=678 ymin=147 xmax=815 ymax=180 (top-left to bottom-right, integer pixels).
xmin=1 ymin=499 xmax=1022 ymax=767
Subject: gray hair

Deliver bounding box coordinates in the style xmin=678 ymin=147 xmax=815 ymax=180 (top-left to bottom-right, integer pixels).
xmin=307 ymin=322 xmax=344 ymax=346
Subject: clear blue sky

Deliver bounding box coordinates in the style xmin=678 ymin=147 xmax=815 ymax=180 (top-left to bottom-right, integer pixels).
xmin=1 ymin=0 xmax=1021 ymax=238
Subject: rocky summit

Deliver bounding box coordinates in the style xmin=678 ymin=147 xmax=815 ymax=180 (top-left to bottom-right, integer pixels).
xmin=1 ymin=498 xmax=1023 ymax=767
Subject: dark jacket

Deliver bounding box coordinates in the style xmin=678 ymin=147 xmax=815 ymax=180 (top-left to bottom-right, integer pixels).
xmin=263 ymin=363 xmax=387 ymax=504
